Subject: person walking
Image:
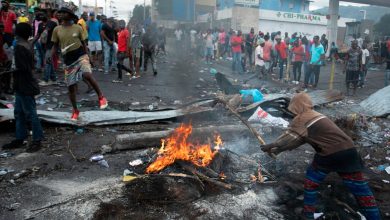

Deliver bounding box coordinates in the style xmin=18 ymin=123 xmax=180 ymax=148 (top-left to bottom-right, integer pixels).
xmin=142 ymin=26 xmax=158 ymax=75
xmin=2 ymin=23 xmax=43 ymax=152
xmin=51 ymin=7 xmax=108 ymax=121
xmin=113 ymin=20 xmax=132 ymax=83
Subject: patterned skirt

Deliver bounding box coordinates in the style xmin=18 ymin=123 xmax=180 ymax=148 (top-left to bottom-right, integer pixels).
xmin=64 ymin=54 xmax=92 ymax=87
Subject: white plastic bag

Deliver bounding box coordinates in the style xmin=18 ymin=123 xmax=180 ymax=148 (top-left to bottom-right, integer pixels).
xmin=248 ymin=107 xmax=289 ymax=128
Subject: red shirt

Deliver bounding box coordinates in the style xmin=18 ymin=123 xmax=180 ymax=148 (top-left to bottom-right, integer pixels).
xmin=292 ymin=45 xmax=305 ymax=62
xmin=0 ymin=10 xmax=16 ymax=34
xmin=263 ymin=41 xmax=272 ymax=61
xmin=387 ymin=40 xmax=390 ymax=53
xmin=117 ymin=29 xmax=129 ymax=52
xmin=231 ymin=36 xmax=242 ymax=53
xmin=275 ymin=42 xmax=287 ymax=59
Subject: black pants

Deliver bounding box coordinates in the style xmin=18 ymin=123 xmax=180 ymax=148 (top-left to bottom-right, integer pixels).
xmin=116 ymin=52 xmax=132 ymax=80
xmin=293 ymin=61 xmax=302 ymax=81
xmin=144 ymin=50 xmax=156 ymax=72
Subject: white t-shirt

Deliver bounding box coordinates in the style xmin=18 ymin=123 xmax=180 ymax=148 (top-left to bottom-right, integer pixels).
xmin=174 ymin=29 xmax=183 ymax=41
xmin=190 ymin=30 xmax=197 ymax=43
xmin=255 ymin=45 xmax=264 ymax=66
xmin=362 ymin=49 xmax=369 ymax=65
xmin=205 ymin=34 xmax=213 ymax=48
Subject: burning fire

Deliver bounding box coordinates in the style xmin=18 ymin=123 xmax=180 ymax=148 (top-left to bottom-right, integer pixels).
xmin=146 ymin=123 xmax=222 ymax=173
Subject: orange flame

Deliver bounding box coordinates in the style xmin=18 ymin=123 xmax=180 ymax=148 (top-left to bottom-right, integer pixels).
xmin=146 ymin=123 xmax=222 ymax=173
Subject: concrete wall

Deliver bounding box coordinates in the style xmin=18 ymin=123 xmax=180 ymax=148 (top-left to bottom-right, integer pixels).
xmin=231 ymin=7 xmax=259 ymax=33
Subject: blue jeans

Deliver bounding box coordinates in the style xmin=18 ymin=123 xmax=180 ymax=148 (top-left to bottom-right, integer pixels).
xmin=14 ymin=94 xmax=43 ymax=142
xmin=385 ymin=69 xmax=390 ymax=86
xmin=232 ymin=52 xmax=243 ymax=74
xmin=103 ymin=41 xmax=117 ymax=72
xmin=44 ymin=50 xmax=57 ymax=82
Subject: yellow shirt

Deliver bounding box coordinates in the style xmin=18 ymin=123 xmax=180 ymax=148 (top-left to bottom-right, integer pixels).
xmin=18 ymin=16 xmax=29 ymax=23
xmin=77 ymin=18 xmax=88 ymax=40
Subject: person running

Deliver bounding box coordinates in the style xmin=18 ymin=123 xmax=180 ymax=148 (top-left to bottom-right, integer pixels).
xmin=87 ymin=12 xmax=102 ymax=71
xmin=131 ymin=24 xmax=143 ymax=78
xmin=255 ymin=38 xmax=266 ymax=79
xmin=275 ymin=35 xmax=288 ymax=81
xmin=344 ymin=40 xmax=362 ymax=96
xmin=2 ymin=23 xmax=43 ymax=152
xmin=113 ymin=20 xmax=132 ymax=83
xmin=305 ymin=36 xmax=325 ymax=89
xmin=101 ymin=17 xmax=117 ymax=74
xmin=291 ymin=40 xmax=305 ymax=83
xmin=51 ymin=7 xmax=108 ymax=121
xmin=261 ymin=92 xmax=381 ymax=220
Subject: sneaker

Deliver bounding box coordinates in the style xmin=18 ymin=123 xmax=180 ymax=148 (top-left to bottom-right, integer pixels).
xmin=104 ymin=71 xmax=109 ymax=75
xmin=99 ymin=96 xmax=108 ymax=109
xmin=39 ymin=81 xmax=52 ymax=86
xmin=2 ymin=139 xmax=25 ymax=149
xmin=71 ymin=109 xmax=80 ymax=121
xmin=26 ymin=141 xmax=42 ymax=153
xmin=125 ymin=72 xmax=132 ymax=76
xmin=98 ymin=68 xmax=103 ymax=72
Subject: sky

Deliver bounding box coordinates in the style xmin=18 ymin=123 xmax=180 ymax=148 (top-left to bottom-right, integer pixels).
xmin=76 ymin=0 xmax=366 ymax=21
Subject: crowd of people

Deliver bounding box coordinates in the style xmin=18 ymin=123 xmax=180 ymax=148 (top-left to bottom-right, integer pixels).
xmin=182 ymin=26 xmax=390 ymax=95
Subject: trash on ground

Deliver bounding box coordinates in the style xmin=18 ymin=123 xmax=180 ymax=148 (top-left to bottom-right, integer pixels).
xmin=248 ymin=107 xmax=289 ymax=128
xmin=129 ymin=159 xmax=143 ymax=166
xmin=97 ymin=159 xmax=109 ymax=168
xmin=89 ymin=155 xmax=104 ymax=162
xmin=101 ymin=145 xmax=112 ymax=154
xmin=314 ymin=213 xmax=324 ymax=219
xmin=0 ymin=152 xmax=14 ymax=158
xmin=173 ymin=100 xmax=182 ymax=105
xmin=386 ymin=166 xmax=390 ymax=175
xmin=123 ymin=175 xmax=137 ymax=182
xmin=240 ymin=89 xmax=264 ymax=103
xmin=360 ymin=86 xmax=390 ymax=117
xmin=209 ymin=68 xmax=217 ymax=75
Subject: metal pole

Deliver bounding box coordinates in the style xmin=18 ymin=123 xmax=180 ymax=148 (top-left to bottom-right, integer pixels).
xmin=329 ymin=56 xmax=335 ymax=90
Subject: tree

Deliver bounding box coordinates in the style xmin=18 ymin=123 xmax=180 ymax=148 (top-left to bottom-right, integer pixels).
xmin=374 ymin=14 xmax=390 ymax=36
xmin=130 ymin=4 xmax=151 ymax=24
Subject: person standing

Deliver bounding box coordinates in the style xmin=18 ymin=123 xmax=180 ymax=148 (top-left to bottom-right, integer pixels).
xmin=87 ymin=12 xmax=102 ymax=71
xmin=359 ymin=44 xmax=369 ymax=88
xmin=344 ymin=40 xmax=362 ymax=96
xmin=275 ymin=35 xmax=288 ymax=81
xmin=51 ymin=7 xmax=108 ymax=121
xmin=142 ymin=26 xmax=158 ymax=75
xmin=101 ymin=17 xmax=117 ymax=74
xmin=231 ymin=31 xmax=243 ymax=74
xmin=218 ymin=28 xmax=226 ymax=59
xmin=113 ymin=20 xmax=132 ymax=83
xmin=385 ymin=48 xmax=390 ymax=87
xmin=245 ymin=28 xmax=255 ymax=71
xmin=261 ymin=92 xmax=381 ymax=220
xmin=291 ymin=40 xmax=305 ymax=83
xmin=2 ymin=23 xmax=43 ymax=152
xmin=263 ymin=34 xmax=272 ymax=75
xmin=255 ymin=38 xmax=266 ymax=79
xmin=77 ymin=12 xmax=88 ymax=41
xmin=320 ymin=34 xmax=329 ymax=55
xmin=174 ymin=26 xmax=183 ymax=52
xmin=17 ymin=10 xmax=29 ymax=23
xmin=0 ymin=0 xmax=16 ymax=46
xmin=204 ymin=29 xmax=213 ymax=65
xmin=305 ymin=36 xmax=325 ymax=89
xmin=157 ymin=26 xmax=166 ymax=56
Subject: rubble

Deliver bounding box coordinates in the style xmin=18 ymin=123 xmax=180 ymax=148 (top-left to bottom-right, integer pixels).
xmin=360 ymin=86 xmax=390 ymax=117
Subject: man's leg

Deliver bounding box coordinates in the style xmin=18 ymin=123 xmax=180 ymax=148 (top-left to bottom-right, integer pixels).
xmin=293 ymin=62 xmax=298 ymax=81
xmin=83 ymin=72 xmax=103 ymax=98
xmin=103 ymin=41 xmax=110 ymax=73
xmin=314 ymin=65 xmax=320 ymax=88
xmin=14 ymin=94 xmax=28 ymax=141
xmin=68 ymin=85 xmax=78 ymax=110
xmin=303 ymin=165 xmax=328 ymax=219
xmin=116 ymin=52 xmax=123 ymax=81
xmin=150 ymin=51 xmax=157 ymax=74
xmin=338 ymin=172 xmax=381 ymax=219
xmin=279 ymin=59 xmax=284 ymax=80
xmin=20 ymin=95 xmax=43 ymax=142
xmin=297 ymin=62 xmax=302 ymax=82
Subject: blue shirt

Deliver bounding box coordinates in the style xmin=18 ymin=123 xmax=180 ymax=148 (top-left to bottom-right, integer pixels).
xmin=310 ymin=44 xmax=325 ymax=65
xmin=87 ymin=20 xmax=102 ymax=41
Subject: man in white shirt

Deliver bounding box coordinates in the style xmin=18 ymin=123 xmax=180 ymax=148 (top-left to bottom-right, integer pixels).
xmin=174 ymin=28 xmax=183 ymax=41
xmin=359 ymin=44 xmax=370 ymax=87
xmin=255 ymin=38 xmax=266 ymax=79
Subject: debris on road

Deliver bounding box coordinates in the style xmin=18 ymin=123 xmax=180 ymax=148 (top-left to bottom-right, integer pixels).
xmin=360 ymin=86 xmax=390 ymax=117
xmin=129 ymin=159 xmax=143 ymax=166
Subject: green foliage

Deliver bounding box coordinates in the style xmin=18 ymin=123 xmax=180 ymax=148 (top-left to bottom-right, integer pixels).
xmin=374 ymin=14 xmax=390 ymax=36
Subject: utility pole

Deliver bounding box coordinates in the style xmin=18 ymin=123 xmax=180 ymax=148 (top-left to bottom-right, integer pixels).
xmin=143 ymin=0 xmax=146 ymax=24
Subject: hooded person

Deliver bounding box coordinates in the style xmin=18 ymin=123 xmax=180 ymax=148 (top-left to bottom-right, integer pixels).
xmin=261 ymin=92 xmax=381 ymax=220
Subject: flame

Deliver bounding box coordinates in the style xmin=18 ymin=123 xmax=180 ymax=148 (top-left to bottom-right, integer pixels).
xmin=146 ymin=123 xmax=222 ymax=173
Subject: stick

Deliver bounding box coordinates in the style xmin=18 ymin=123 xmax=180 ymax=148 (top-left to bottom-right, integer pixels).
xmin=217 ymin=98 xmax=276 ymax=159
xmin=178 ymin=162 xmax=232 ymax=190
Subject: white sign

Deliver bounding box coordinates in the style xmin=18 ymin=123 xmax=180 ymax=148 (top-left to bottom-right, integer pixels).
xmin=235 ymin=0 xmax=260 ymax=8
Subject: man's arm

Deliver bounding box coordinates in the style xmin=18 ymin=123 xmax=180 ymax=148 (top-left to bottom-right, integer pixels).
xmin=261 ymin=130 xmax=305 ymax=155
xmin=100 ymin=26 xmax=112 ymax=45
